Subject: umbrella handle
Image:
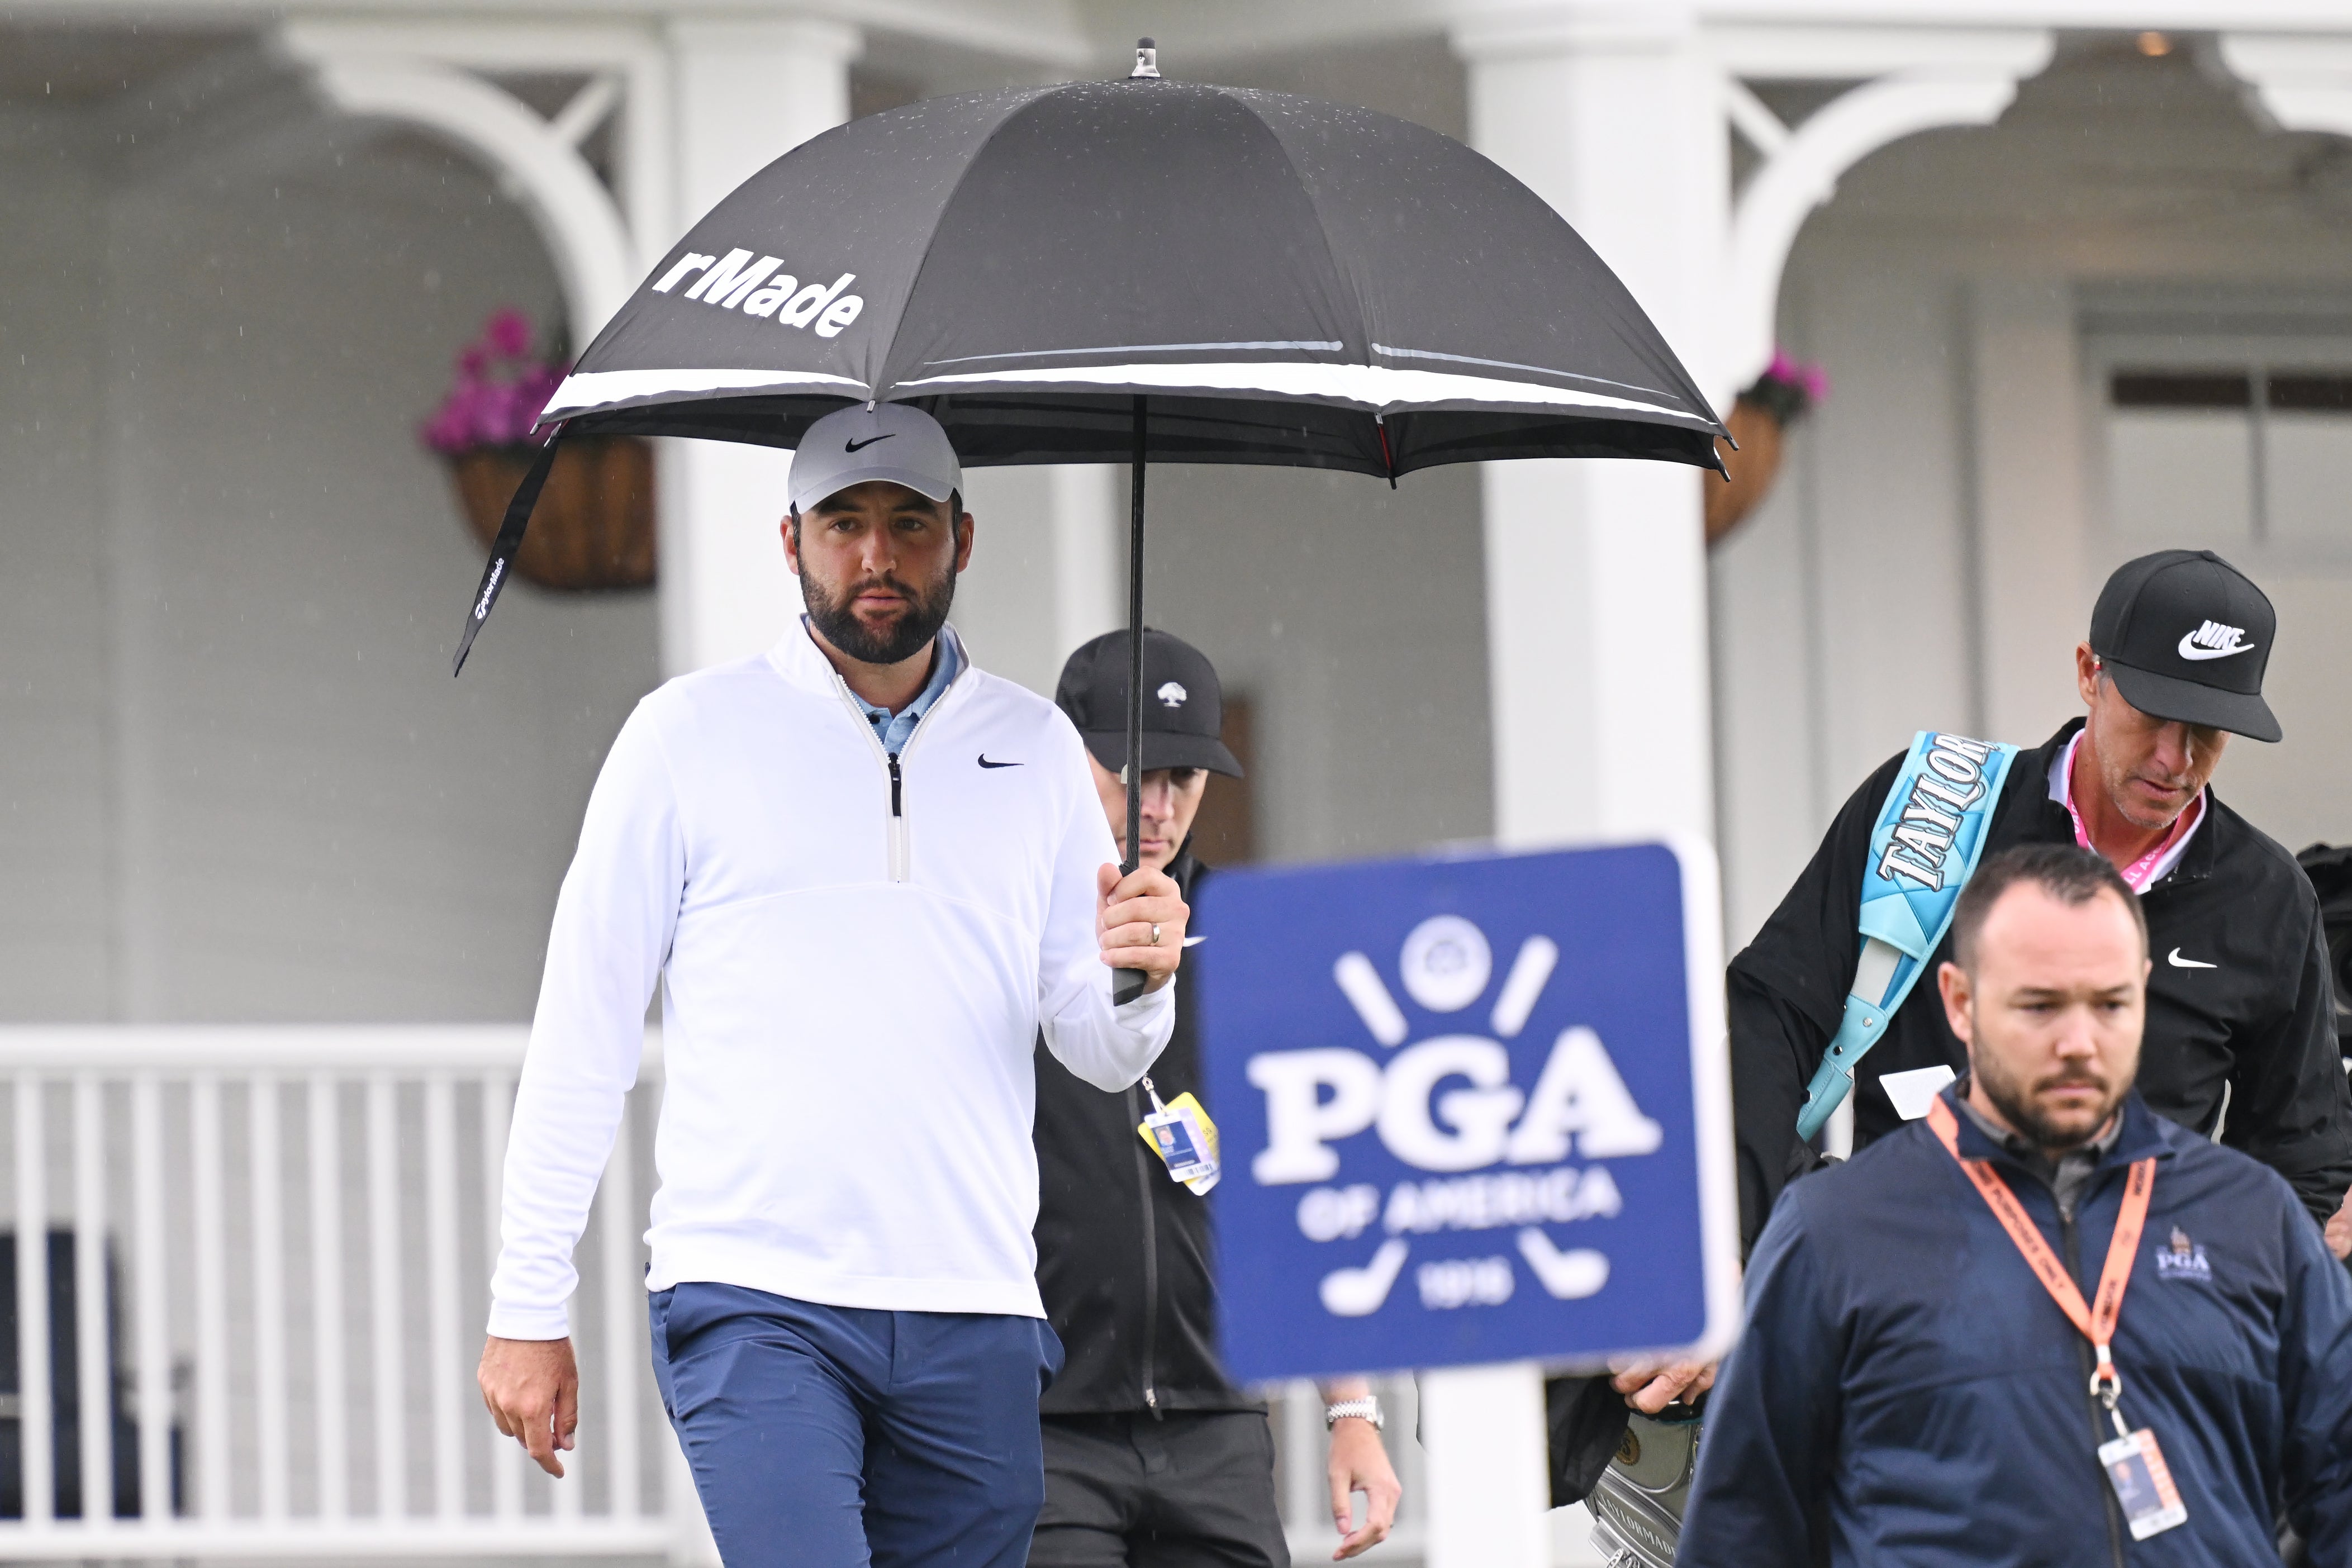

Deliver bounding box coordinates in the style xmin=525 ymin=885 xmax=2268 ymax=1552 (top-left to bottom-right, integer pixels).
xmin=1113 ymin=396 xmax=1149 ymax=1009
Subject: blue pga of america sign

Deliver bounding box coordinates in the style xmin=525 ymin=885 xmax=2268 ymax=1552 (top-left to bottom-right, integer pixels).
xmin=1195 ymin=841 xmax=1741 ymax=1384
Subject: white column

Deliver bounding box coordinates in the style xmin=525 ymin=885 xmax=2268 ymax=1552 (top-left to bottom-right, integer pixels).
xmin=1444 ymin=8 xmax=1728 ymax=1567
xmin=1049 ymin=464 xmax=1125 ymax=661
xmin=1461 ymin=2 xmax=1724 ymax=850
xmin=658 ymin=17 xmax=862 ymax=676
xmin=949 ymin=464 xmax=1122 ymax=697
xmin=1967 ymin=275 xmax=2090 ymax=742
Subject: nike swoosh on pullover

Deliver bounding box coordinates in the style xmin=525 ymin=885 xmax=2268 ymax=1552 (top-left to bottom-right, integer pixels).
xmin=488 ymin=623 xmax=1173 ymax=1338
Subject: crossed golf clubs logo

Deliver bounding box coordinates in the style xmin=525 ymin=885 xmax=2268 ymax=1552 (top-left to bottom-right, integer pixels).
xmin=1313 ymin=915 xmax=1614 ymax=1318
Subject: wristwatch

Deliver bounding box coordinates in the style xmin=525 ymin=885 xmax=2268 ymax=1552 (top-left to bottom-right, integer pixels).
xmin=1324 ymin=1396 xmax=1383 ymax=1431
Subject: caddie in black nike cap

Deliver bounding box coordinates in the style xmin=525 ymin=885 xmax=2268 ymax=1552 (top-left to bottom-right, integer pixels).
xmin=1056 ymin=629 xmax=1244 ymax=777
xmin=2089 ymin=549 xmax=2281 ymax=743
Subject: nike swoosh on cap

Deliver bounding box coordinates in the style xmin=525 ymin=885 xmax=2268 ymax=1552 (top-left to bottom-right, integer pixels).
xmin=844 ymin=434 xmax=896 ymax=453
xmin=2167 ymin=948 xmax=2217 ymax=970
xmin=977 ymin=754 xmax=1021 ymax=769
xmin=2177 ymin=633 xmax=2256 ymax=661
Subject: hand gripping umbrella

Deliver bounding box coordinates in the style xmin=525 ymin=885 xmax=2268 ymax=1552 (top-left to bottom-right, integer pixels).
xmin=457 ymin=40 xmax=1726 ymax=1001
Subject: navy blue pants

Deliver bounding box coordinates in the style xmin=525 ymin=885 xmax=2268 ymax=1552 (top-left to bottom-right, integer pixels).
xmin=650 ymin=1282 xmax=1065 ymax=1568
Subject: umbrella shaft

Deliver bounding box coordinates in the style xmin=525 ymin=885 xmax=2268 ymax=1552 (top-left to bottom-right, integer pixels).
xmin=1110 ymin=400 xmax=1149 ymax=1010
xmin=1125 ymin=396 xmax=1146 ymax=878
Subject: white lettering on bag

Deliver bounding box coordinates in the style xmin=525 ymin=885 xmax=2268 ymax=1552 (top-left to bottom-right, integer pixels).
xmin=1877 ymin=734 xmax=1992 ymax=890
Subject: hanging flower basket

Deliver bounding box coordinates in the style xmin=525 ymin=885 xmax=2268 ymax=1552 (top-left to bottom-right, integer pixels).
xmin=421 ymin=308 xmax=656 ymax=591
xmin=1705 ymin=350 xmax=1828 ymax=548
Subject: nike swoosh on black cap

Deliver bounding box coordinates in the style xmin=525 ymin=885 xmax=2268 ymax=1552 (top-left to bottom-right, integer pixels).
xmin=2088 ymin=549 xmax=2280 ymax=742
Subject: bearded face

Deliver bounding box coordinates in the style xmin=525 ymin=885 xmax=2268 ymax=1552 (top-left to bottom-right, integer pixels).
xmin=791 ymin=484 xmax=964 ymax=667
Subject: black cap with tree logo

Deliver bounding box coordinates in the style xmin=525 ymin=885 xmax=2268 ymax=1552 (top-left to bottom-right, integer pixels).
xmin=2088 ymin=549 xmax=2281 ymax=742
xmin=1056 ymin=629 xmax=1244 ymax=778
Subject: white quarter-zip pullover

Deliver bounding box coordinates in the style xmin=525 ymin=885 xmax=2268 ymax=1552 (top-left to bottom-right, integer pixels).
xmin=488 ymin=623 xmax=1173 ymax=1339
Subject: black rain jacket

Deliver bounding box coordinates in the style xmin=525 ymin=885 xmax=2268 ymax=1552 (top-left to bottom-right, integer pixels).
xmin=1034 ymin=848 xmax=1255 ymax=1415
xmin=1730 ymin=718 xmax=2352 ymax=1247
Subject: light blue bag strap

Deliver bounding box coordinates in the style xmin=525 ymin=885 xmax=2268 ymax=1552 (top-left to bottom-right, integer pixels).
xmin=1794 ymin=731 xmax=2019 ymax=1143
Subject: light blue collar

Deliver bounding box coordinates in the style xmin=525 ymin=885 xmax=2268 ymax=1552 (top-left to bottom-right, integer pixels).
xmin=829 ymin=621 xmax=963 ymax=757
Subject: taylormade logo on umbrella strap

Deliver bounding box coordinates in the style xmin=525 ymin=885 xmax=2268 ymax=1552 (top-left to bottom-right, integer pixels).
xmin=650 ymin=249 xmax=865 ymax=338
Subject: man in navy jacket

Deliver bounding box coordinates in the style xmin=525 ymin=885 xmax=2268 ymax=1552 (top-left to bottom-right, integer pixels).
xmin=1680 ymin=843 xmax=2352 ymax=1566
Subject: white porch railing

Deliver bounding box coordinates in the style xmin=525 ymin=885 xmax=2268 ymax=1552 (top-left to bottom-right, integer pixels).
xmin=0 ymin=1026 xmax=692 ymax=1561
xmin=0 ymin=1027 xmax=1438 ymax=1565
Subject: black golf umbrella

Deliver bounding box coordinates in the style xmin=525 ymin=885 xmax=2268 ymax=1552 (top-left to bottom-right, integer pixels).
xmin=457 ymin=42 xmax=1726 ymax=999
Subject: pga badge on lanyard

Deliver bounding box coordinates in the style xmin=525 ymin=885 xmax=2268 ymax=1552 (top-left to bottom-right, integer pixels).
xmin=1926 ymin=1098 xmax=2187 ymax=1541
xmin=1137 ymin=1075 xmax=1220 ymax=1195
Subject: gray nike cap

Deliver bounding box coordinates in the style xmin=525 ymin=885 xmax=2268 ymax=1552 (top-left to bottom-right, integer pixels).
xmin=788 ymin=402 xmax=964 ymax=515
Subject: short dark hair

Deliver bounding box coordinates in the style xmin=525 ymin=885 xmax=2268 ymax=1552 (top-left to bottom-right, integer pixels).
xmin=1950 ymin=843 xmax=2146 ymax=971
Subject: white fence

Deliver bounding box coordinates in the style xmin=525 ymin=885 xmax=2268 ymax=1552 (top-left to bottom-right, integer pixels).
xmin=0 ymin=1027 xmax=1436 ymax=1565
xmin=0 ymin=1026 xmax=687 ymax=1561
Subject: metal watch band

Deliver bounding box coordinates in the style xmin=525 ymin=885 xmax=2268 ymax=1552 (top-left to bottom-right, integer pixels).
xmin=1324 ymin=1396 xmax=1382 ymax=1431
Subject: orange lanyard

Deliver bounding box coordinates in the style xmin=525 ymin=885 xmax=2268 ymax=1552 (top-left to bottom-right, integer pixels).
xmin=1927 ymin=1096 xmax=2155 ymax=1406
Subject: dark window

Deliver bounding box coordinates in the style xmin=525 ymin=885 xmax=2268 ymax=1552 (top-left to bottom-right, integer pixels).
xmin=2110 ymin=371 xmax=2252 ymax=409
xmin=2267 ymin=373 xmax=2352 ymax=412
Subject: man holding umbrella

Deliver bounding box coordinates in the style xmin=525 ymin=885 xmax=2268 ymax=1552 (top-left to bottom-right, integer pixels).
xmin=478 ymin=403 xmax=1192 ymax=1568
xmin=1032 ymin=630 xmax=1403 ymax=1567
xmin=452 ymin=59 xmax=1732 ymax=1563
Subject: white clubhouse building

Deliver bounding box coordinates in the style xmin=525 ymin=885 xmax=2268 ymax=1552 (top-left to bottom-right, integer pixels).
xmin=4 ymin=0 xmax=2349 ymax=1562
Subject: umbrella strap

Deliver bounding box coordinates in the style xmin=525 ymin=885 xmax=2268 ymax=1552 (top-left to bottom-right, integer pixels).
xmin=451 ymin=426 xmax=565 ymax=676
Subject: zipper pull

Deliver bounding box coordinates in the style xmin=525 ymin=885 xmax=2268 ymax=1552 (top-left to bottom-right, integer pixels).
xmin=1144 ymin=1386 xmax=1158 ymax=1414
xmin=887 ymin=754 xmax=902 ymax=816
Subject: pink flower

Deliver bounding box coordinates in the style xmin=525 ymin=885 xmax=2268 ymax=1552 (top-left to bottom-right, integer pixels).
xmin=419 ymin=308 xmax=568 ymax=454
xmin=1762 ymin=348 xmax=1831 ymax=407
xmin=484 ymin=307 xmax=534 ymax=358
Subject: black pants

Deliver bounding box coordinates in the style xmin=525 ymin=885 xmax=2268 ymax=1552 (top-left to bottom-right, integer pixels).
xmin=1030 ymin=1411 xmax=1289 ymax=1568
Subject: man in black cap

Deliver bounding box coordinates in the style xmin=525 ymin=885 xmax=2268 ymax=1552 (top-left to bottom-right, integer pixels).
xmin=1030 ymin=629 xmax=1403 ymax=1568
xmin=1727 ymin=548 xmax=2352 ymax=1255
xmin=1562 ymin=549 xmax=2352 ymax=1486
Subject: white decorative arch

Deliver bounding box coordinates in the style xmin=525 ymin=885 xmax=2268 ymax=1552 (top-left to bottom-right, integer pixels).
xmin=2220 ymin=34 xmax=2352 ymax=140
xmin=1721 ymin=32 xmax=2056 ymax=390
xmin=277 ymin=28 xmax=642 ymax=354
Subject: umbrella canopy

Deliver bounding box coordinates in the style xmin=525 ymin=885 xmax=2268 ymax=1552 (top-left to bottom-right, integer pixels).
xmin=454 ymin=51 xmax=1727 ymax=999
xmin=534 ymin=74 xmax=1722 ymax=473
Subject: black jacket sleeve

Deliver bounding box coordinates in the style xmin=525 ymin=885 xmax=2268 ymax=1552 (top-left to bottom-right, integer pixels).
xmin=1725 ymin=749 xmax=1908 ymax=1248
xmin=1729 ymin=972 xmax=1834 ymax=1250
xmin=2225 ymin=894 xmax=2352 ymax=1229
